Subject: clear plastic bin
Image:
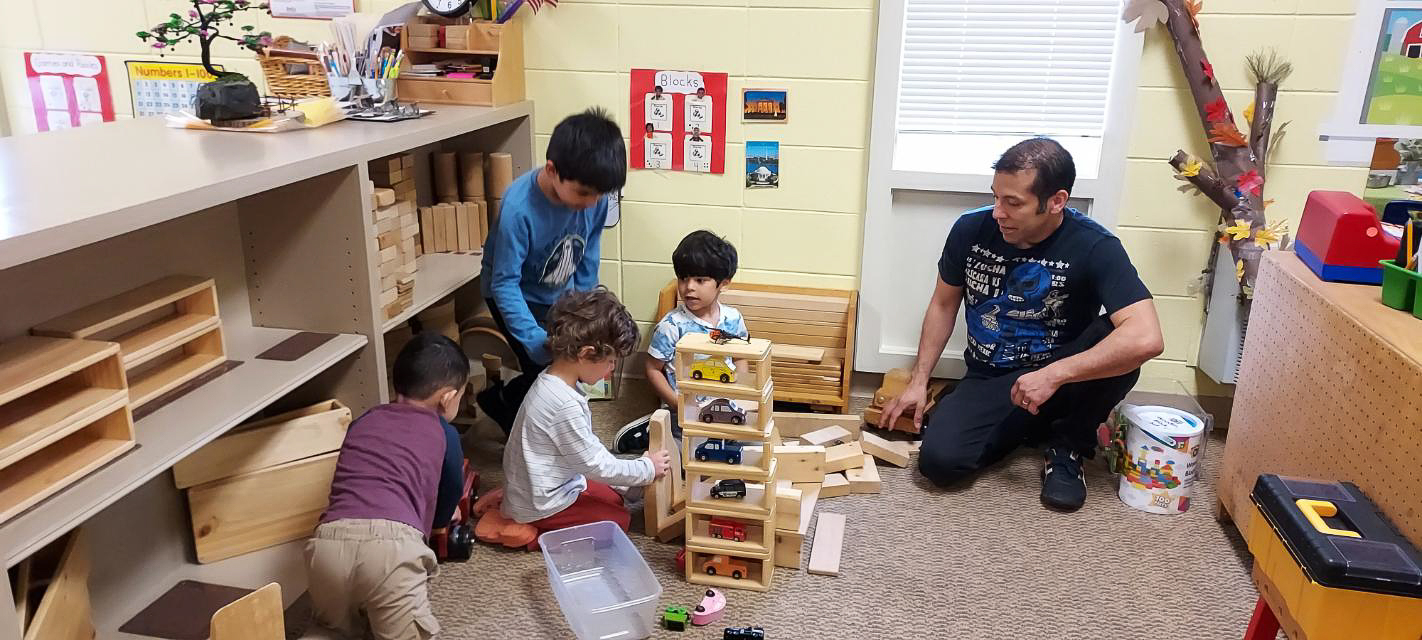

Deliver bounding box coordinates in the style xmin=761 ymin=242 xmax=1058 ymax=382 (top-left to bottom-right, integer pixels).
xmin=539 ymin=521 xmax=662 ymax=640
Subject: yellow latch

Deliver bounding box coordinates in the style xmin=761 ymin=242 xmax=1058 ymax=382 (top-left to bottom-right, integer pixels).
xmin=1296 ymin=499 xmax=1362 ymax=538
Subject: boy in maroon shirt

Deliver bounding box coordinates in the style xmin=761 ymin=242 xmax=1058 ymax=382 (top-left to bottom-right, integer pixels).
xmin=305 ymin=333 xmax=469 ymax=640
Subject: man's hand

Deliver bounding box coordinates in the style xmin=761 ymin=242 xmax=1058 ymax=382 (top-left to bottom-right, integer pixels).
xmin=879 ymin=381 xmax=930 ymax=432
xmin=1010 ymin=367 xmax=1064 ymax=415
xmin=644 ymin=449 xmax=672 ymax=480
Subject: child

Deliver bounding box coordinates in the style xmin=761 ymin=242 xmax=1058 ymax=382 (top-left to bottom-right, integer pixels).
xmin=477 ymin=107 xmax=627 ymax=436
xmin=615 ymin=230 xmax=746 ymax=453
xmin=305 ymin=333 xmax=468 ymax=640
xmin=494 ymin=288 xmax=671 ymax=545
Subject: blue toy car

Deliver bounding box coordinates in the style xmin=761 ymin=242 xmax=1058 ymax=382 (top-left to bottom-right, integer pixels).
xmin=695 ymin=439 xmax=743 ymax=465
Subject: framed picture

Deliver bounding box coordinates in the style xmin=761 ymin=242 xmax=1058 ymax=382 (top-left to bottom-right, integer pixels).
xmin=746 ymin=141 xmax=780 ymax=189
xmin=1325 ymin=0 xmax=1422 ymax=140
xmin=742 ymin=89 xmax=787 ymax=122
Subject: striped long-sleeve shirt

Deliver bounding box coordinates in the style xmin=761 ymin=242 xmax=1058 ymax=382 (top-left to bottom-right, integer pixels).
xmin=501 ymin=372 xmax=655 ymax=523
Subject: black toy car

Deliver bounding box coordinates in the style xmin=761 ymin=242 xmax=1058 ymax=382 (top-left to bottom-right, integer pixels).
xmin=699 ymin=398 xmax=747 ymax=425
xmin=710 ymin=479 xmax=747 ymax=499
xmin=724 ymin=627 xmax=765 ymax=640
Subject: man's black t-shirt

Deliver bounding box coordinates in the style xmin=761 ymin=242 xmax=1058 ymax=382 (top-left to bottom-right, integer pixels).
xmin=939 ymin=206 xmax=1151 ymax=373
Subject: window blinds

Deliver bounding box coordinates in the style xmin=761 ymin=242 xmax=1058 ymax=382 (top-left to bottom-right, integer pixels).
xmin=895 ymin=0 xmax=1123 ymax=138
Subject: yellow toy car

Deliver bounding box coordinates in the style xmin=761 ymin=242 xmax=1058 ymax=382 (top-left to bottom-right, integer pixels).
xmin=689 ymin=359 xmax=735 ymax=383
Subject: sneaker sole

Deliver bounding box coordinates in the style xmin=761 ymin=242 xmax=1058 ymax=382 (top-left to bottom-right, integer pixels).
xmin=613 ymin=413 xmax=654 ymax=453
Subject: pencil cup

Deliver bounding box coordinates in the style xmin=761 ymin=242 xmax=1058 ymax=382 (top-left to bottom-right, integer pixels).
xmin=1379 ymin=259 xmax=1422 ymax=319
xmin=379 ymin=78 xmax=397 ymax=105
xmin=326 ymin=73 xmax=350 ymax=100
xmin=362 ymin=77 xmax=382 ymax=101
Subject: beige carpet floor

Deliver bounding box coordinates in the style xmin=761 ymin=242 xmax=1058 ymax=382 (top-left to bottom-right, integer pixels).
xmin=428 ymin=379 xmax=1261 ymax=639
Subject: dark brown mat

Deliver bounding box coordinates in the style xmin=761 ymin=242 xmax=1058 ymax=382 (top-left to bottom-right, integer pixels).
xmin=256 ymin=332 xmax=338 ymax=361
xmin=132 ymin=360 xmax=243 ymax=421
xmin=118 ymin=580 xmax=252 ymax=640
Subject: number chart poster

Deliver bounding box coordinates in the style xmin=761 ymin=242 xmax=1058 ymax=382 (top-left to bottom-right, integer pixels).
xmin=630 ymin=69 xmax=727 ymax=174
xmin=25 ymin=52 xmax=115 ymax=132
xmin=126 ymin=61 xmax=224 ymax=117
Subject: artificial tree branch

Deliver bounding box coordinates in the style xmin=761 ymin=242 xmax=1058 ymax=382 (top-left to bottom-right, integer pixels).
xmin=1168 ymin=151 xmax=1239 ymax=211
xmin=1247 ymin=50 xmax=1293 ymax=179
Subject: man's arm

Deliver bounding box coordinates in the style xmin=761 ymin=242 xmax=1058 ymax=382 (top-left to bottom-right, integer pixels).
xmin=1010 ymin=299 xmax=1165 ymax=414
xmin=879 ymin=278 xmax=964 ymax=431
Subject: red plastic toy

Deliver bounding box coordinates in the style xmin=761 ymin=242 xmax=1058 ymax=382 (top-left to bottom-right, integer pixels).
xmin=708 ymin=518 xmax=747 ymax=542
xmin=429 ymin=462 xmax=478 ymax=561
xmin=1295 ymin=190 xmax=1400 ymax=284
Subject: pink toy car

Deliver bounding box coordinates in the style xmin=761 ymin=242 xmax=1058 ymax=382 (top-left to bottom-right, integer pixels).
xmin=691 ymin=588 xmax=726 ymax=626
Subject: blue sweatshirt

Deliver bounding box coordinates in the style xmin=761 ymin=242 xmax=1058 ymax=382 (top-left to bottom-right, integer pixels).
xmin=481 ymin=169 xmax=607 ymax=365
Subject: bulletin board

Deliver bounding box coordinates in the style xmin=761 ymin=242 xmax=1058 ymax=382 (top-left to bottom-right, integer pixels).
xmin=24 ymin=52 xmax=115 ymax=132
xmin=630 ymin=68 xmax=727 ymax=174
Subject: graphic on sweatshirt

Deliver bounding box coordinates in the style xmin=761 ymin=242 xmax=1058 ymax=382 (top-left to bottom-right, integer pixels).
xmin=540 ymin=234 xmax=586 ymax=288
xmin=963 ymin=256 xmax=1070 ymax=368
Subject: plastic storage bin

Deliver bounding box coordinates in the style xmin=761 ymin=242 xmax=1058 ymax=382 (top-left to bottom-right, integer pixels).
xmin=539 ymin=521 xmax=662 ymax=640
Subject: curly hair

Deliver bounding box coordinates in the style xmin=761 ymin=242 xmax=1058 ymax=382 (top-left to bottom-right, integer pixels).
xmin=545 ymin=287 xmax=638 ymax=361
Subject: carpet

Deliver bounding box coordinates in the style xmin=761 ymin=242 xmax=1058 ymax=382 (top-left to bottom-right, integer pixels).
xmin=419 ymin=379 xmax=1261 ymax=640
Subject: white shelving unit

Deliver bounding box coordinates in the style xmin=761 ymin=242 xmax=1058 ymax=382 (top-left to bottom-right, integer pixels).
xmin=0 ymin=102 xmax=534 ymax=640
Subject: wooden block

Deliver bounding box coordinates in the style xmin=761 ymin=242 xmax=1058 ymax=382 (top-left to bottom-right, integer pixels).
xmin=442 ymin=204 xmax=458 ymax=253
xmin=860 ymin=431 xmax=912 ymax=468
xmin=432 ymin=204 xmax=455 ymax=252
xmin=769 ymin=444 xmax=825 ymax=482
xmin=398 ymin=199 xmax=416 ymax=216
xmin=845 ymin=455 xmax=880 ymax=494
xmin=377 ymin=231 xmax=399 ymax=250
xmin=807 ymin=512 xmax=846 ymax=576
xmin=476 ymin=200 xmax=488 ymax=247
xmin=485 ymin=152 xmax=514 ymax=199
xmin=372 ymin=204 xmax=398 ymax=222
xmin=775 ymin=483 xmax=802 ymax=530
xmin=774 ymin=529 xmax=803 ymax=569
xmin=400 ymin=221 xmax=420 ymax=241
xmin=375 ymin=216 xmax=397 ymax=235
xmin=373 ymin=188 xmax=395 ymax=208
xmin=790 ymin=482 xmax=821 ymax=535
xmin=23 ymin=530 xmax=94 ymax=640
xmin=433 ymin=151 xmax=459 ymax=202
xmin=379 ymin=245 xmax=398 ymax=264
xmin=419 ymin=207 xmax=436 ymax=254
xmin=643 ymin=409 xmax=685 ymax=539
xmin=458 ymin=151 xmax=485 ymax=199
xmin=400 ymin=153 xmax=415 ymax=169
xmin=210 ymin=582 xmax=282 ymax=640
xmin=800 ymin=425 xmax=851 ymax=447
xmin=820 ymin=472 xmax=850 ymax=498
xmin=823 ymin=441 xmax=864 ymax=474
xmin=455 ymin=203 xmax=472 ymax=252
xmin=379 ymin=257 xmax=399 ymax=278
xmin=772 ymin=412 xmax=861 ymax=439
xmin=188 ymin=452 xmax=339 ymax=563
xmin=371 ymin=156 xmax=401 ymax=175
xmin=172 ymin=400 xmax=351 ymax=489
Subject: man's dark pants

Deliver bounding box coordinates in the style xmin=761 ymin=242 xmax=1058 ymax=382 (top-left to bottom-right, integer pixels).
xmin=480 ymin=296 xmax=550 ymax=434
xmin=917 ymin=316 xmax=1139 ymax=487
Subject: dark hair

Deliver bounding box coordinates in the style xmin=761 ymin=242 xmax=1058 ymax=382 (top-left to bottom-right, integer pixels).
xmin=673 ymin=230 xmax=738 ymax=283
xmin=546 ymin=287 xmax=638 ymax=361
xmin=392 ymin=332 xmax=470 ymax=400
xmin=992 ymin=138 xmax=1076 ymax=213
xmin=547 ymin=108 xmax=627 ymax=194
xmin=654 ymin=85 xmax=663 ymax=93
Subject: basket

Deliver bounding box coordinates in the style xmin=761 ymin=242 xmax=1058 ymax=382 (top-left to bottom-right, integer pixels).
xmin=257 ymin=36 xmax=330 ymax=100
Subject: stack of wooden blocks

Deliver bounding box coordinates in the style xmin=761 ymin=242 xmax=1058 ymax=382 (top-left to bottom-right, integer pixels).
xmin=418 ymin=150 xmax=513 ymax=255
xmin=172 ymin=399 xmax=352 ymax=563
xmin=368 ymin=153 xmax=419 ymax=320
xmin=677 ymin=333 xmax=780 ymax=593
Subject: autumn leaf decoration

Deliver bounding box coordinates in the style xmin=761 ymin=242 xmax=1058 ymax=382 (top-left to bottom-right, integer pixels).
xmin=1201 ymin=59 xmax=1215 ymax=86
xmin=1185 ymin=0 xmax=1203 ymax=29
xmin=1123 ymin=0 xmax=1168 ymax=32
xmin=1254 ymin=220 xmax=1289 ymax=249
xmin=1236 ymin=169 xmax=1264 ymax=196
xmin=1235 ymin=259 xmax=1246 ymax=281
xmin=1205 ymin=98 xmax=1231 ymax=123
xmin=1225 ymin=221 xmax=1253 ymax=241
xmin=1209 ymin=122 xmax=1249 ymax=147
xmin=1243 ymin=101 xmax=1255 ymax=125
xmin=1180 ymin=157 xmax=1203 ymax=177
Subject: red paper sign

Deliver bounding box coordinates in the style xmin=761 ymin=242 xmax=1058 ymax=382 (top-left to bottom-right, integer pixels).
xmin=630 ymin=69 xmax=727 ymax=174
xmin=25 ymin=52 xmax=116 ymax=132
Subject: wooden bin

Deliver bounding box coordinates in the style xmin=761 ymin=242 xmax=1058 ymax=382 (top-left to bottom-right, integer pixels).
xmin=32 ymin=275 xmax=227 ymax=409
xmin=177 ymin=399 xmax=350 ymax=563
xmin=396 ymin=18 xmax=525 ymax=106
xmin=0 ymin=337 xmax=135 ymax=525
xmin=657 ymin=282 xmax=858 ymax=411
xmin=12 ymin=530 xmax=95 ymax=640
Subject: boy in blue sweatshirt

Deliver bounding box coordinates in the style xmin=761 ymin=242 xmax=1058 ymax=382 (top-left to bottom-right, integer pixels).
xmin=478 ymin=108 xmax=626 ymax=435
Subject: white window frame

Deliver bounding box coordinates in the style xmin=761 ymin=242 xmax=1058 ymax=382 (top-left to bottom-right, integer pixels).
xmin=856 ymin=0 xmax=1144 ymax=374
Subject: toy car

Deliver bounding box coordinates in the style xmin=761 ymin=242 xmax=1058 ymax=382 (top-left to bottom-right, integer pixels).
xmin=695 ymin=439 xmax=743 ymax=465
xmin=708 ymin=518 xmax=747 ymax=542
xmin=690 ymin=358 xmax=735 ymax=383
xmin=724 ymin=626 xmax=765 ymax=639
xmin=662 ymin=605 xmax=690 ymax=631
xmin=710 ymin=479 xmax=747 ymax=499
xmin=691 ymin=588 xmax=725 ymax=626
xmin=699 ymin=398 xmax=746 ymax=425
xmin=701 ymin=554 xmax=749 ymax=580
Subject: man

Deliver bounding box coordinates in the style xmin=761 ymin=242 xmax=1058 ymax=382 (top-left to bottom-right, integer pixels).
xmin=880 ymin=138 xmax=1164 ymax=511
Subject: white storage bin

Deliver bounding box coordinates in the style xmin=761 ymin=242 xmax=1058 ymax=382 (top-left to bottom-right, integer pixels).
xmin=539 ymin=521 xmax=662 ymax=640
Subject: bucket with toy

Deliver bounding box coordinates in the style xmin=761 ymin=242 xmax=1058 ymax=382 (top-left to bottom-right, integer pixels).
xmin=1114 ymin=405 xmax=1206 ymax=514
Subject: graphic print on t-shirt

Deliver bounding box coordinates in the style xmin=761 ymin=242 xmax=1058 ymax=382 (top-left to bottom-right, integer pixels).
xmin=540 ymin=234 xmax=586 ymax=287
xmin=961 ymin=244 xmax=1071 ymax=368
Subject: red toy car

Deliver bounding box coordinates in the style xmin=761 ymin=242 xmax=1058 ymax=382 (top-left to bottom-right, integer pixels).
xmin=708 ymin=518 xmax=747 ymax=542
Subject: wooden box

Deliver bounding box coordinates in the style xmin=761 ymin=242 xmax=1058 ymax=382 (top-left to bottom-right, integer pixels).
xmin=685 ymin=546 xmax=773 ymax=593
xmin=397 ymin=18 xmax=524 ymax=106
xmin=173 ymin=399 xmax=350 ymax=489
xmin=187 ymin=451 xmax=339 ymax=563
xmin=0 ymin=337 xmax=135 ymax=524
xmin=13 ymin=531 xmax=94 ymax=640
xmin=31 ymin=275 xmax=227 ymax=410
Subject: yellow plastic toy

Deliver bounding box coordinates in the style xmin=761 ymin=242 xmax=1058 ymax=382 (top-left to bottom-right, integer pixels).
xmin=689 ymin=359 xmax=734 ymax=383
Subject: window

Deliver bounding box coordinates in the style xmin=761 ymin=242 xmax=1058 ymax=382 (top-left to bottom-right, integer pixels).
xmin=888 ymin=0 xmax=1129 ymax=179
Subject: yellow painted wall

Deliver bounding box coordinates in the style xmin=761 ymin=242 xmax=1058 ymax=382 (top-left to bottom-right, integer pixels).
xmin=1119 ymin=0 xmax=1366 ymax=394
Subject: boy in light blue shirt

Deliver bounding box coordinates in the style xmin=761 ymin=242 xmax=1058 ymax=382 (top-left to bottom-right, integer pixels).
xmin=615 ymin=231 xmax=746 ymax=453
xmin=478 ymin=108 xmax=626 ymax=436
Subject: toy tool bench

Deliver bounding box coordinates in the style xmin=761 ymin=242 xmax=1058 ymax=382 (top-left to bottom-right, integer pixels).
xmin=1244 ymin=474 xmax=1422 ymax=640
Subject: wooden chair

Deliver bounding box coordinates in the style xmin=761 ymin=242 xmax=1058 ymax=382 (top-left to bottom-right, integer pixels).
xmin=210 ymin=582 xmax=284 ymax=640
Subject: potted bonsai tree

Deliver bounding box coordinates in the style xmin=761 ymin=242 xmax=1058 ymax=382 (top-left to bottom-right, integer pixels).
xmin=1397 ymin=139 xmax=1422 ymax=186
xmin=137 ymin=1 xmax=273 ymax=122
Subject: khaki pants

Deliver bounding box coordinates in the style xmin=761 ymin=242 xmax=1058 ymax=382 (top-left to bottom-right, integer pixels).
xmin=305 ymin=519 xmax=440 ymax=640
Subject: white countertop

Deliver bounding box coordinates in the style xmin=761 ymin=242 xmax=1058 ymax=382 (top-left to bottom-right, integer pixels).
xmin=0 ymin=102 xmax=531 ymax=271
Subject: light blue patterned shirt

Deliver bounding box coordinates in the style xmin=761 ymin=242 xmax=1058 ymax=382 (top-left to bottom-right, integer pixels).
xmin=647 ymin=303 xmax=748 ymax=392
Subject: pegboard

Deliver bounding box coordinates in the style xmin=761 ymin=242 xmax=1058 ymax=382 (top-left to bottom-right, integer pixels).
xmin=1220 ymin=252 xmax=1422 ymax=546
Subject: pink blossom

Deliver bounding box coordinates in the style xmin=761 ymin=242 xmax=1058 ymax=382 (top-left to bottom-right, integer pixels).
xmin=259 ymin=35 xmax=273 ymax=45
xmin=199 ymin=28 xmax=210 ymax=37
xmin=152 ymin=42 xmax=167 ymax=49
xmin=188 ymin=9 xmax=198 ymax=17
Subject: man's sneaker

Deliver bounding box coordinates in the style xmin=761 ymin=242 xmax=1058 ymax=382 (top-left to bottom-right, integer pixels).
xmin=613 ymin=414 xmax=652 ymax=454
xmin=475 ymin=381 xmax=512 ymax=438
xmin=1041 ymin=447 xmax=1087 ymax=511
